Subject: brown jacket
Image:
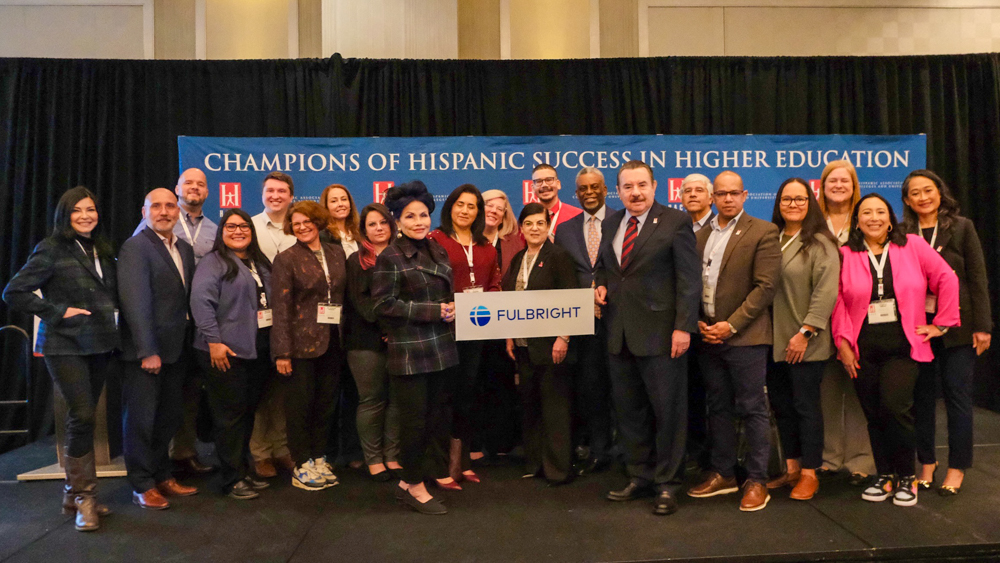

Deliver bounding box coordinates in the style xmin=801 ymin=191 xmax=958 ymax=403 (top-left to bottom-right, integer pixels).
xmin=271 ymin=240 xmax=347 ymax=359
xmin=696 ymin=212 xmax=781 ymax=347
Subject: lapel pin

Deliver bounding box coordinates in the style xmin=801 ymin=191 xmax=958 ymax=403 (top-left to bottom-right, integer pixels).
xmin=735 ymin=230 xmax=742 ymax=236
xmin=653 ymin=217 xmax=658 ymax=224
xmin=537 ymin=262 xmax=544 ymax=268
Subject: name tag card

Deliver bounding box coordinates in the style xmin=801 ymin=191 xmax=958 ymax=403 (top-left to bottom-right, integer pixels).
xmin=257 ymin=309 xmax=273 ymax=328
xmin=868 ymin=299 xmax=898 ymax=324
xmin=317 ymin=303 xmax=341 ymax=325
xmin=701 ymin=285 xmax=715 ymax=307
xmin=463 ymin=286 xmax=484 ymax=293
xmin=925 ymin=294 xmax=938 ymax=314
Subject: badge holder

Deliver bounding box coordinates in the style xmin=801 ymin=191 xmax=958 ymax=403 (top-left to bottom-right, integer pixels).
xmin=318 ymin=303 xmax=342 ymax=324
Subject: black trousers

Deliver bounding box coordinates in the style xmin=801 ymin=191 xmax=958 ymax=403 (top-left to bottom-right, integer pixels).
xmin=329 ymin=356 xmax=362 ymax=464
xmin=914 ymin=342 xmax=976 ymax=470
xmin=475 ymin=339 xmax=521 ymax=454
xmin=283 ymin=344 xmax=341 ymax=466
xmin=855 ymin=333 xmax=919 ymax=477
xmin=197 ymin=350 xmax=269 ymax=492
xmin=447 ymin=340 xmax=484 ymax=471
xmin=573 ymin=318 xmax=613 ymax=461
xmin=515 ymin=348 xmax=573 ymax=483
xmin=767 ymin=360 xmax=825 ymax=469
xmin=700 ymin=344 xmax=770 ymax=483
xmin=686 ymin=340 xmax=709 ymax=468
xmin=122 ymin=359 xmax=186 ymax=493
xmin=390 ymin=368 xmax=452 ymax=485
xmin=609 ymin=341 xmax=688 ymax=494
xmin=44 ymin=353 xmax=112 ymax=458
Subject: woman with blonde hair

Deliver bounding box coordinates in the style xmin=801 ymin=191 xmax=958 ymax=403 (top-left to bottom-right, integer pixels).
xmin=482 ymin=189 xmax=525 ymax=279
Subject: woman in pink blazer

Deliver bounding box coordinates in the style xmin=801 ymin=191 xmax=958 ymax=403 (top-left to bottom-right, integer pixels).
xmin=832 ymin=193 xmax=959 ymax=508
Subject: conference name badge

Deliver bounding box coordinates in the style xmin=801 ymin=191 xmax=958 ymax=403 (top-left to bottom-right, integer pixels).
xmin=317 ymin=303 xmax=341 ymax=324
xmin=464 ymin=286 xmax=483 ymax=293
xmin=925 ymin=294 xmax=938 ymax=314
xmin=867 ymin=299 xmax=898 ymax=324
xmin=257 ymin=309 xmax=273 ymax=328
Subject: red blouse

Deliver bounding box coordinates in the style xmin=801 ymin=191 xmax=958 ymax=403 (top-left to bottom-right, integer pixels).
xmin=428 ymin=230 xmax=502 ymax=294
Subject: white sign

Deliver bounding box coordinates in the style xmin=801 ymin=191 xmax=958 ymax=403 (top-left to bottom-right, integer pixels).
xmin=455 ymin=288 xmax=595 ymax=341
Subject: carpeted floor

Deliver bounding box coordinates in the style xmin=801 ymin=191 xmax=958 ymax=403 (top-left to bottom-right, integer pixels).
xmin=3 ymin=405 xmax=1000 ymax=563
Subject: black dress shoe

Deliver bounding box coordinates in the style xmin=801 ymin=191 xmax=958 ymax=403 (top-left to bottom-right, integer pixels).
xmin=653 ymin=491 xmax=678 ymax=515
xmin=607 ymin=482 xmax=655 ymax=502
xmin=395 ymin=486 xmax=447 ymax=515
xmin=244 ymin=475 xmax=270 ymax=490
xmin=370 ymin=470 xmax=393 ymax=482
xmin=578 ymin=457 xmax=611 ymax=476
xmin=227 ymin=480 xmax=259 ymax=500
xmin=174 ymin=456 xmax=215 ymax=475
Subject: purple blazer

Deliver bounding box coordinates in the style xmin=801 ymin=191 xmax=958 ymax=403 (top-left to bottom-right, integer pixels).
xmin=832 ymin=234 xmax=960 ymax=362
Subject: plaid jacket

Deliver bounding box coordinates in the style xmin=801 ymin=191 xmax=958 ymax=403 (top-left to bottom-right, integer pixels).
xmin=3 ymin=236 xmax=119 ymax=356
xmin=371 ymin=236 xmax=459 ymax=376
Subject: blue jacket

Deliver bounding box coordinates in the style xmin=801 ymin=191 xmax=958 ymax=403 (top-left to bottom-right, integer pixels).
xmin=191 ymin=250 xmax=272 ymax=359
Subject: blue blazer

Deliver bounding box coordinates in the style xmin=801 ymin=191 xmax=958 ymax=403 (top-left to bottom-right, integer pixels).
xmin=117 ymin=227 xmax=194 ymax=364
xmin=190 ymin=250 xmax=272 ymax=359
xmin=554 ymin=204 xmax=617 ymax=289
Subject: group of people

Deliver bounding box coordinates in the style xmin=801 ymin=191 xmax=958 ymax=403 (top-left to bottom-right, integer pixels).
xmin=1 ymin=156 xmax=990 ymax=528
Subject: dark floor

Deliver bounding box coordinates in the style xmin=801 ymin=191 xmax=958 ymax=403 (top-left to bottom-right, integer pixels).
xmin=2 ymin=405 xmax=1000 ymax=563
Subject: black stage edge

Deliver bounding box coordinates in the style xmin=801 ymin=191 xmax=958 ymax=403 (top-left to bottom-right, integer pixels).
xmin=3 ymin=405 xmax=1000 ymax=563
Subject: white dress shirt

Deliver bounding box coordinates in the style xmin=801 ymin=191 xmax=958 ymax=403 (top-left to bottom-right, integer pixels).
xmin=154 ymin=230 xmax=186 ymax=286
xmin=252 ymin=211 xmax=297 ymax=261
xmin=582 ymin=205 xmax=607 ymax=246
xmin=612 ymin=207 xmax=651 ymax=264
xmin=702 ymin=209 xmax=744 ymax=318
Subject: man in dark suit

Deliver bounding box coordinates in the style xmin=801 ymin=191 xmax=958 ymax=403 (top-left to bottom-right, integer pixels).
xmin=687 ymin=170 xmax=781 ymax=512
xmin=594 ymin=160 xmax=701 ymax=516
xmin=554 ymin=166 xmax=615 ymax=475
xmin=119 ymin=188 xmax=198 ymax=510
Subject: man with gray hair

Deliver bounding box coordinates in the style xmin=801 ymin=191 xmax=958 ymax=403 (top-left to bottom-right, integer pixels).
xmin=681 ymin=174 xmax=715 ymax=232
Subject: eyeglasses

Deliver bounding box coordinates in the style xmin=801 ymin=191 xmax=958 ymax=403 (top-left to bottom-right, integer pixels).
xmin=291 ymin=220 xmax=316 ymax=231
xmin=714 ymin=190 xmax=744 ymax=200
xmin=532 ymin=177 xmax=558 ymax=186
xmin=780 ymin=196 xmax=809 ymax=207
xmin=223 ymin=223 xmax=252 ymax=233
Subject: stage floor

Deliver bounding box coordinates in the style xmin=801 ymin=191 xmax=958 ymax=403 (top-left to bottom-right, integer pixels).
xmin=3 ymin=405 xmax=1000 ymax=563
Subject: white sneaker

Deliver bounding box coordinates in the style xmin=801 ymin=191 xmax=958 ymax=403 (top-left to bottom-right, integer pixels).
xmin=312 ymin=457 xmax=340 ymax=487
xmin=292 ymin=462 xmax=326 ymax=491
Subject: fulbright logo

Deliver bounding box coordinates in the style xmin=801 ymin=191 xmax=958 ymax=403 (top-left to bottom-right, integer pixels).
xmin=470 ymin=305 xmax=491 ymax=327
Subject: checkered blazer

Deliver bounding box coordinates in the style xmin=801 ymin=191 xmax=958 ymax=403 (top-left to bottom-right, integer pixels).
xmin=371 ymin=236 xmax=459 ymax=376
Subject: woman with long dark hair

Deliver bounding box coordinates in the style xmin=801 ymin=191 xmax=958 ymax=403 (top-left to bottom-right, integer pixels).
xmin=900 ymin=170 xmax=992 ymax=495
xmin=3 ymin=186 xmax=118 ymax=531
xmin=428 ymin=184 xmax=502 ymax=485
xmin=832 ymin=193 xmax=958 ymax=507
xmin=190 ymin=209 xmax=274 ymax=500
xmin=765 ymin=179 xmax=840 ymax=500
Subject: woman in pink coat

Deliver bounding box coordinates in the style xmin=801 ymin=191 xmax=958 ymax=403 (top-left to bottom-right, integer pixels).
xmin=832 ymin=193 xmax=959 ymax=508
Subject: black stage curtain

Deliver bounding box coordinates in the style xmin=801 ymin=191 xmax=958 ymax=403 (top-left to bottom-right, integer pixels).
xmin=2 ymin=54 xmax=999 ymax=451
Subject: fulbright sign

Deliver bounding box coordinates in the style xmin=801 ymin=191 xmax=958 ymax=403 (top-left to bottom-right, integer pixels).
xmin=454 ymin=289 xmax=595 ymax=342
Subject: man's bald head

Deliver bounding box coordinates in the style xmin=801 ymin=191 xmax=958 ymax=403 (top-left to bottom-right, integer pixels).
xmin=176 ymin=168 xmax=208 ymax=209
xmin=142 ymin=188 xmax=181 ymax=236
xmin=711 ymin=171 xmax=747 ymax=222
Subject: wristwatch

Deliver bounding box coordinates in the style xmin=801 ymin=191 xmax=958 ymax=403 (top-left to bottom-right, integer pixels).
xmin=729 ymin=324 xmax=738 ymax=335
xmin=935 ymin=325 xmax=950 ymax=335
xmin=799 ymin=327 xmax=816 ymax=339
xmin=558 ymin=335 xmax=571 ymax=344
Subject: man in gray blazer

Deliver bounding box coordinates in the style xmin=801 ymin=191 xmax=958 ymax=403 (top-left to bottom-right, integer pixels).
xmin=119 ymin=188 xmax=198 ymax=510
xmin=688 ymin=171 xmax=781 ymax=512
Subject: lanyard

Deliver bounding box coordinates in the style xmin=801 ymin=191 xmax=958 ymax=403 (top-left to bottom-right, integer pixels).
xmin=703 ymin=227 xmax=729 ymax=273
xmin=827 ymin=216 xmax=848 ymax=241
xmin=780 ymin=231 xmax=800 ymax=252
xmin=247 ymin=260 xmax=268 ymax=309
xmin=316 ymin=248 xmax=333 ymax=302
xmin=864 ymin=241 xmax=889 ymax=299
xmin=547 ymin=201 xmax=562 ymax=240
xmin=179 ymin=213 xmax=204 ymax=247
xmin=520 ymin=250 xmax=540 ymax=289
xmin=453 ymin=234 xmax=476 ymax=285
xmin=76 ymin=240 xmax=103 ymax=279
xmin=927 ymin=222 xmax=939 ymax=249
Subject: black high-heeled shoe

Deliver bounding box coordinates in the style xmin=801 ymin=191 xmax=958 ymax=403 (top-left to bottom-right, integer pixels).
xmin=915 ymin=462 xmax=939 ymax=491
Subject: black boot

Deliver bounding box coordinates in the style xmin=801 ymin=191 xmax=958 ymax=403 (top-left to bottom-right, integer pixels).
xmin=64 ymin=450 xmax=100 ymax=531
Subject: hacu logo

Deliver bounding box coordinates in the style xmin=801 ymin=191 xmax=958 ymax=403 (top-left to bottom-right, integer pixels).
xmin=522 ymin=180 xmax=539 ymax=204
xmin=667 ymin=178 xmax=684 ymax=203
xmin=470 ymin=305 xmax=491 ymax=327
xmin=219 ymin=183 xmax=241 ymax=208
xmin=808 ymin=180 xmax=822 ymax=200
xmin=373 ymin=181 xmax=394 ymax=204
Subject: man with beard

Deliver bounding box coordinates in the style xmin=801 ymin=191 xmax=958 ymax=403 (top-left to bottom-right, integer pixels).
xmin=594 ymin=160 xmax=701 ymax=516
xmin=555 ymin=167 xmax=616 ymax=475
xmin=531 ymin=164 xmax=581 ymax=240
xmin=133 ymin=168 xmax=217 ymax=476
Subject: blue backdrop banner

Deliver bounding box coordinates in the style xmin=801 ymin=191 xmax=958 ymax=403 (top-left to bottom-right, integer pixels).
xmin=178 ymin=134 xmax=926 ymax=221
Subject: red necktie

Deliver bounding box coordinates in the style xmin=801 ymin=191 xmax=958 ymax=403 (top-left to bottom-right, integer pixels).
xmin=621 ymin=216 xmax=638 ymax=269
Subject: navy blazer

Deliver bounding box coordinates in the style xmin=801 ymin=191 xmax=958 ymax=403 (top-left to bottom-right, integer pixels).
xmin=190 ymin=250 xmax=272 ymax=359
xmin=594 ymin=201 xmax=701 ymax=357
xmin=554 ymin=204 xmax=617 ymax=289
xmin=3 ymin=236 xmax=119 ymax=356
xmin=117 ymin=227 xmax=195 ymax=364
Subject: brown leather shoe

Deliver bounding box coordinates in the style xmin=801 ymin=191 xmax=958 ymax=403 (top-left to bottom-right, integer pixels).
xmin=274 ymin=455 xmax=296 ymax=473
xmin=133 ymin=489 xmax=170 ymax=510
xmin=740 ymin=481 xmax=770 ymax=512
xmin=255 ymin=459 xmax=277 ymax=478
xmin=766 ymin=470 xmax=801 ymax=490
xmin=156 ymin=478 xmax=198 ymax=497
xmin=790 ymin=473 xmax=819 ymax=500
xmin=688 ymin=472 xmax=739 ymax=498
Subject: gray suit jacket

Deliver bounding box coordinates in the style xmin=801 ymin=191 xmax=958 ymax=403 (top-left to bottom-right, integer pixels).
xmin=696 ymin=212 xmax=781 ymax=347
xmin=771 ymin=233 xmax=840 ymax=362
